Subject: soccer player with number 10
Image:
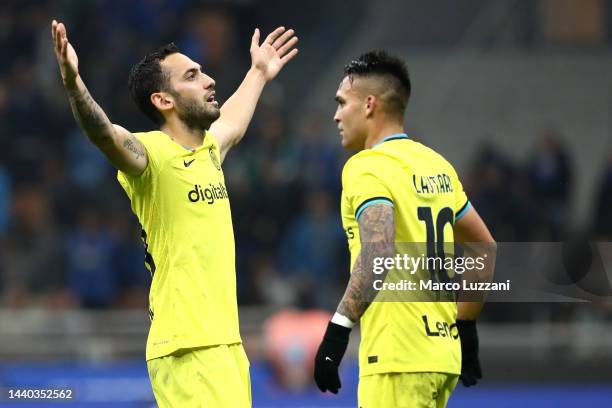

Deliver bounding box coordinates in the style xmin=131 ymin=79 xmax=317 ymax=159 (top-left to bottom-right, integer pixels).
xmin=314 ymin=51 xmax=496 ymax=407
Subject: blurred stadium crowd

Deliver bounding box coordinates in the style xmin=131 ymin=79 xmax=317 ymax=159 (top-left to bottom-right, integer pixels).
xmin=1 ymin=0 xmax=611 ymax=322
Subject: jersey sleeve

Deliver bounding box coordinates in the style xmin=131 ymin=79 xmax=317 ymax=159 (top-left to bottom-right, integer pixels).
xmin=451 ymin=167 xmax=471 ymax=222
xmin=342 ymin=153 xmax=394 ymax=221
xmin=117 ymin=131 xmax=162 ymax=197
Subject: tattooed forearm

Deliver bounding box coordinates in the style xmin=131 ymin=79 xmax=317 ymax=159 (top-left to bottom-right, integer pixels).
xmin=62 ymin=77 xmax=146 ymax=175
xmin=337 ymin=251 xmax=371 ymax=321
xmin=123 ymin=136 xmax=145 ymax=160
xmin=337 ymin=204 xmax=395 ymax=322
xmin=65 ymin=77 xmax=114 ymax=143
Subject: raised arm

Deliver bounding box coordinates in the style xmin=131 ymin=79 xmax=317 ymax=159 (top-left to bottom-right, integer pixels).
xmin=210 ymin=27 xmax=298 ymax=162
xmin=51 ymin=20 xmax=147 ymax=176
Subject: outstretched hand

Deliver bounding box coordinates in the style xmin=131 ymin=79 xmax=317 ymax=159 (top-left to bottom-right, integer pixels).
xmin=250 ymin=27 xmax=298 ymax=81
xmin=51 ymin=19 xmax=79 ymax=86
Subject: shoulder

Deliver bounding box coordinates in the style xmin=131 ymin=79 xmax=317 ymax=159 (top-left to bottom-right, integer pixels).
xmin=133 ymin=130 xmax=167 ymax=146
xmin=134 ymin=130 xmax=175 ymax=165
xmin=131 ymin=130 xmax=170 ymax=156
xmin=408 ymin=139 xmax=447 ymax=161
xmin=343 ymin=149 xmax=403 ymax=187
xmin=342 ymin=149 xmax=385 ymax=176
xmin=409 ymin=140 xmax=458 ymax=174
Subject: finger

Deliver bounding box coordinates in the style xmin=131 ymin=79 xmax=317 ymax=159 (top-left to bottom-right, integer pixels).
xmin=264 ymin=26 xmax=285 ymax=45
xmin=59 ymin=24 xmax=70 ymax=57
xmin=460 ymin=374 xmax=476 ymax=387
xmin=53 ymin=21 xmax=62 ymax=50
xmin=330 ymin=371 xmax=341 ymax=393
xmin=250 ymin=28 xmax=260 ymax=49
xmin=319 ymin=363 xmax=340 ymax=394
xmin=314 ymin=361 xmax=328 ymax=392
xmin=280 ymin=48 xmax=298 ymax=65
xmin=272 ymin=28 xmax=294 ymax=50
xmin=316 ymin=364 xmax=336 ymax=393
xmin=277 ymin=36 xmax=298 ymax=57
xmin=54 ymin=25 xmax=63 ymax=54
xmin=58 ymin=22 xmax=67 ymax=41
xmin=315 ymin=377 xmax=327 ymax=393
xmin=51 ymin=20 xmax=57 ymax=41
xmin=314 ymin=372 xmax=328 ymax=392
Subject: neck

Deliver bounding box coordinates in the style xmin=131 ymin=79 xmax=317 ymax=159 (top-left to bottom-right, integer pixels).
xmin=364 ymin=122 xmax=405 ymax=149
xmin=160 ymin=117 xmax=208 ymax=150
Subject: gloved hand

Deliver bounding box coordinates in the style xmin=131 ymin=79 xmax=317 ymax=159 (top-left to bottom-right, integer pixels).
xmin=314 ymin=321 xmax=351 ymax=394
xmin=457 ymin=319 xmax=482 ymax=386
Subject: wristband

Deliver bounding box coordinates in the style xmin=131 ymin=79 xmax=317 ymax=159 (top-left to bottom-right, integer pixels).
xmin=331 ymin=312 xmax=356 ymax=329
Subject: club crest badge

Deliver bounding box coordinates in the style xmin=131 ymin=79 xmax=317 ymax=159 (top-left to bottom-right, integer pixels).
xmin=209 ymin=147 xmax=221 ymax=170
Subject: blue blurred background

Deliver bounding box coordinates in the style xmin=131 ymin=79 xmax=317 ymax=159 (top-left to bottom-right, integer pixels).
xmin=1 ymin=0 xmax=612 ymax=406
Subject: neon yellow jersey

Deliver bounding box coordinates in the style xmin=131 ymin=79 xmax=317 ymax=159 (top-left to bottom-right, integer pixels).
xmin=118 ymin=130 xmax=241 ymax=361
xmin=341 ymin=134 xmax=470 ymax=377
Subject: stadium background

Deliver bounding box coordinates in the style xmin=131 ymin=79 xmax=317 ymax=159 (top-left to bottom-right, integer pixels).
xmin=1 ymin=0 xmax=612 ymax=406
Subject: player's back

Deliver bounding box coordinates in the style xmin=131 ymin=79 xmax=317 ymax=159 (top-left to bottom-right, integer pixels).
xmin=378 ymin=137 xmax=468 ymax=245
xmin=340 ymin=134 xmax=469 ymax=377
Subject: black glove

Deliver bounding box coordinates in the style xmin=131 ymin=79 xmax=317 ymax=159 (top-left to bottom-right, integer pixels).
xmin=457 ymin=319 xmax=482 ymax=387
xmin=314 ymin=321 xmax=351 ymax=394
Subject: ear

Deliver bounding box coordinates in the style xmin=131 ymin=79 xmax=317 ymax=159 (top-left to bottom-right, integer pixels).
xmin=150 ymin=92 xmax=174 ymax=114
xmin=365 ymin=95 xmax=376 ymax=117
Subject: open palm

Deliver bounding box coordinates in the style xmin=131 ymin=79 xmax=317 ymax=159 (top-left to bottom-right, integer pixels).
xmin=51 ymin=20 xmax=79 ymax=85
xmin=250 ymin=27 xmax=298 ymax=81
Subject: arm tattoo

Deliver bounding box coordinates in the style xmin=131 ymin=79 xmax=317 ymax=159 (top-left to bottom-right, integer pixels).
xmin=337 ymin=204 xmax=395 ymax=322
xmin=66 ymin=80 xmax=114 ymax=142
xmin=123 ymin=136 xmax=145 ymax=160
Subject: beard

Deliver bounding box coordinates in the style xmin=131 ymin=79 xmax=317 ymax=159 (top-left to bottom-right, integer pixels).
xmin=173 ymin=93 xmax=220 ymax=131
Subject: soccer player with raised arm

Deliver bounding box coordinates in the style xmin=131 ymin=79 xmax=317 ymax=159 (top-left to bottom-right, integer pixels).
xmin=314 ymin=51 xmax=496 ymax=407
xmin=51 ymin=19 xmax=297 ymax=407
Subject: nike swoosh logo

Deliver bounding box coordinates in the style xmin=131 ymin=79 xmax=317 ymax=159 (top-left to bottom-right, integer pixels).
xmin=325 ymin=356 xmax=334 ymax=362
xmin=184 ymin=158 xmax=195 ymax=167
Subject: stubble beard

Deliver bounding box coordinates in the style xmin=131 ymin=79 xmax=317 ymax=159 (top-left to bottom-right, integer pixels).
xmin=175 ymin=95 xmax=220 ymax=132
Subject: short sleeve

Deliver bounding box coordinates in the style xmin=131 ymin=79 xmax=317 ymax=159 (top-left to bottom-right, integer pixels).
xmin=452 ymin=169 xmax=471 ymax=222
xmin=342 ymin=153 xmax=394 ymax=221
xmin=117 ymin=131 xmax=163 ymax=196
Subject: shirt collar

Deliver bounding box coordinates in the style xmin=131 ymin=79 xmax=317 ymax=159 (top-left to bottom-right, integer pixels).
xmin=372 ymin=133 xmax=409 ymax=148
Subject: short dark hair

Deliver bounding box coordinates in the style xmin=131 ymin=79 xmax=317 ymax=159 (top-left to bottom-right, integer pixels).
xmin=128 ymin=43 xmax=180 ymax=125
xmin=344 ymin=50 xmax=411 ymax=117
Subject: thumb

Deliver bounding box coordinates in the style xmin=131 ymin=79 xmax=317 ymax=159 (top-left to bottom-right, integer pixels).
xmin=251 ymin=28 xmax=260 ymax=49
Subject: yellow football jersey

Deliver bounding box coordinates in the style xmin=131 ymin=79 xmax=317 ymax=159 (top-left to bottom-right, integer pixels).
xmin=341 ymin=134 xmax=470 ymax=377
xmin=118 ymin=130 xmax=241 ymax=361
